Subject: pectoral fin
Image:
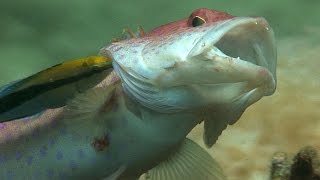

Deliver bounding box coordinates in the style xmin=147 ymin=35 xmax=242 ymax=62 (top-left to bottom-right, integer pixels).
xmin=145 ymin=138 xmax=226 ymax=180
xmin=203 ymin=94 xmax=251 ymax=147
xmin=63 ymin=84 xmax=117 ymax=135
xmin=203 ymin=117 xmax=229 ymax=148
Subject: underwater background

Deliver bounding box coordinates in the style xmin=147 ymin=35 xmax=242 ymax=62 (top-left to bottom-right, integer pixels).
xmin=0 ymin=0 xmax=319 ymax=179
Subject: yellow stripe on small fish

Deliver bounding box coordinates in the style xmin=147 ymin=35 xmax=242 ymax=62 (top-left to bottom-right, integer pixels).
xmin=18 ymin=55 xmax=112 ymax=91
xmin=0 ymin=55 xmax=113 ymax=121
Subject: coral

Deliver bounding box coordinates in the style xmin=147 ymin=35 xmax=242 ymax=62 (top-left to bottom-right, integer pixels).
xmin=270 ymin=152 xmax=291 ymax=180
xmin=270 ymin=146 xmax=320 ymax=180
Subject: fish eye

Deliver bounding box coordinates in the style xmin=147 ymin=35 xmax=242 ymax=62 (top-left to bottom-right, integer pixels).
xmin=191 ymin=16 xmax=206 ymax=27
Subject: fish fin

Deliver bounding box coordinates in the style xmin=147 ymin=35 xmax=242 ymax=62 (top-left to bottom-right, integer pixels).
xmin=203 ymin=94 xmax=250 ymax=147
xmin=103 ymin=165 xmax=126 ymax=180
xmin=64 ymin=84 xmax=116 ymax=130
xmin=203 ymin=107 xmax=244 ymax=148
xmin=227 ymin=89 xmax=259 ymax=125
xmin=138 ymin=26 xmax=146 ymax=37
xmin=145 ymin=138 xmax=226 ymax=180
xmin=203 ymin=115 xmax=229 ymax=148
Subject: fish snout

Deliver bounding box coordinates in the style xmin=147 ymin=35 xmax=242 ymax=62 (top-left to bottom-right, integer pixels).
xmin=185 ymin=16 xmax=277 ymax=94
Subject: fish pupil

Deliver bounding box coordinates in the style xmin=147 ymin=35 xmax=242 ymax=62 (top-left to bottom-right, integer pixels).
xmin=191 ymin=16 xmax=206 ymax=27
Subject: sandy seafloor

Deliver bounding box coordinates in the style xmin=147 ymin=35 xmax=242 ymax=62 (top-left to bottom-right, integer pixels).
xmin=0 ymin=1 xmax=320 ymax=179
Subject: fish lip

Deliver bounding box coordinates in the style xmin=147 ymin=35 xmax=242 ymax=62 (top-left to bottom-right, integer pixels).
xmin=188 ymin=17 xmax=277 ymax=96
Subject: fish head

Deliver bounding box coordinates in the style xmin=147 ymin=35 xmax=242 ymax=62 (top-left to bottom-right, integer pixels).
xmin=101 ymin=8 xmax=277 ymax=114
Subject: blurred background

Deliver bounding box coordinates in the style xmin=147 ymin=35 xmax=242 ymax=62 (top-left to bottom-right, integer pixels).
xmin=0 ymin=0 xmax=319 ymax=179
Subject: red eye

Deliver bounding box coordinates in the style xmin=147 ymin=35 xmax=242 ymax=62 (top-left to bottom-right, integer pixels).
xmin=191 ymin=16 xmax=206 ymax=27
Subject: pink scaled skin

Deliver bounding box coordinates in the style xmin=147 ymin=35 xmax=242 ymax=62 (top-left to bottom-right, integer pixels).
xmin=146 ymin=8 xmax=234 ymax=37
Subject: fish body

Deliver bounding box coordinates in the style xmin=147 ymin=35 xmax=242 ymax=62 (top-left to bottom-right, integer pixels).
xmin=0 ymin=72 xmax=207 ymax=179
xmin=0 ymin=8 xmax=277 ymax=179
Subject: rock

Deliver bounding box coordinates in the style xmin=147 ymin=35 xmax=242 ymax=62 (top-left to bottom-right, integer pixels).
xmin=270 ymin=146 xmax=320 ymax=180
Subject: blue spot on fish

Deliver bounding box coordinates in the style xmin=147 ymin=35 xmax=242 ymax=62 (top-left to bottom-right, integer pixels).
xmin=46 ymin=169 xmax=54 ymax=178
xmin=49 ymin=138 xmax=55 ymax=147
xmin=26 ymin=156 xmax=33 ymax=165
xmin=77 ymin=149 xmax=86 ymax=159
xmin=39 ymin=146 xmax=47 ymax=157
xmin=15 ymin=151 xmax=22 ymax=161
xmin=56 ymin=151 xmax=63 ymax=160
xmin=6 ymin=170 xmax=14 ymax=180
xmin=69 ymin=160 xmax=78 ymax=171
xmin=0 ymin=155 xmax=7 ymax=164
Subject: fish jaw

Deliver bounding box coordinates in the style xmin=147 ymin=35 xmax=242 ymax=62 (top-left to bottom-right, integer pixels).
xmin=101 ymin=16 xmax=276 ymax=112
xmin=189 ymin=17 xmax=276 ymax=94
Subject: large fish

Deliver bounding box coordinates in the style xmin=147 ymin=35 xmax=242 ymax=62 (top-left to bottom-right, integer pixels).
xmin=0 ymin=8 xmax=276 ymax=179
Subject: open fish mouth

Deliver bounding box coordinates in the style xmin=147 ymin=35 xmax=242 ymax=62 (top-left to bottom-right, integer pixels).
xmin=187 ymin=17 xmax=277 ymax=96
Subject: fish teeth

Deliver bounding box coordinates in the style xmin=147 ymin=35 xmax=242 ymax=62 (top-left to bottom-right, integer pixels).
xmin=203 ymin=46 xmax=230 ymax=60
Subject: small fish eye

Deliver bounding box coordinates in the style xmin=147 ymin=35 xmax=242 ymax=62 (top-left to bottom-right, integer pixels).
xmin=191 ymin=16 xmax=206 ymax=27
